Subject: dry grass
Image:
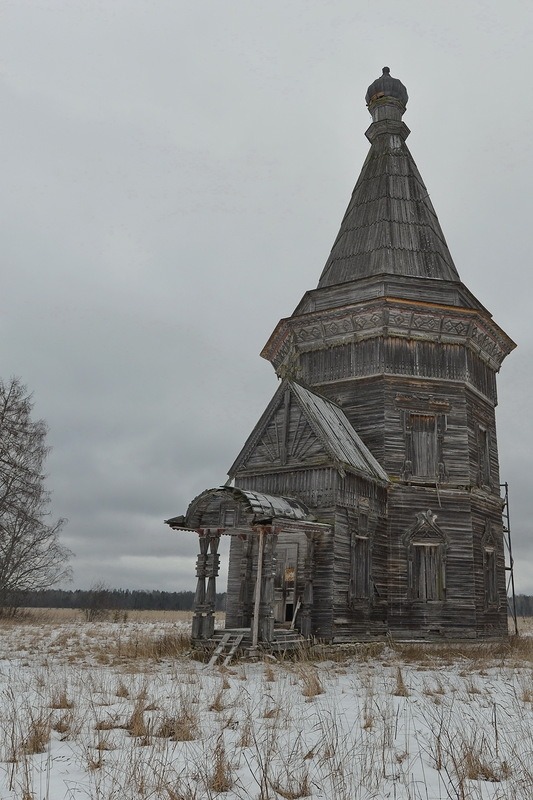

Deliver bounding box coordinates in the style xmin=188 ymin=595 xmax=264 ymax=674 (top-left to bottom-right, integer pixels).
xmin=208 ymin=687 xmax=226 ymax=713
xmin=207 ymin=737 xmax=234 ymax=793
xmin=2 ymin=616 xmax=533 ymax=799
xmin=126 ymin=692 xmax=149 ymax=738
xmin=156 ymin=709 xmax=199 ymax=742
xmin=23 ymin=713 xmax=51 ymax=755
xmin=107 ymin=631 xmax=191 ymax=663
xmin=50 ymin=687 xmax=74 ymax=709
xmin=297 ymin=665 xmax=324 ymax=698
xmin=460 ymin=742 xmax=511 ymax=782
xmin=0 ymin=608 xmax=199 ymax=625
xmin=393 ymin=666 xmax=409 ymax=697
xmin=270 ymin=771 xmax=311 ymax=799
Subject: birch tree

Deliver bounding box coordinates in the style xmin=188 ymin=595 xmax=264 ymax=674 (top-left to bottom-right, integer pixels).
xmin=0 ymin=378 xmax=71 ymax=609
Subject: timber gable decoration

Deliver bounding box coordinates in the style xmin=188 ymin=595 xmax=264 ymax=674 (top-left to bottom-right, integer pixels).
xmin=166 ymin=67 xmax=515 ymax=649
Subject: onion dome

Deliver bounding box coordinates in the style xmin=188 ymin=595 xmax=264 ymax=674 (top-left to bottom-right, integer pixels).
xmin=365 ymin=67 xmax=408 ymax=109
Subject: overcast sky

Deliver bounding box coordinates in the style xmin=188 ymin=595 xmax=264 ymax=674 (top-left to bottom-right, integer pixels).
xmin=2 ymin=1 xmax=532 ymax=594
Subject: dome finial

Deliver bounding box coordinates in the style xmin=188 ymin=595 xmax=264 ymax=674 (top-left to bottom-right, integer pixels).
xmin=365 ymin=67 xmax=408 ymax=122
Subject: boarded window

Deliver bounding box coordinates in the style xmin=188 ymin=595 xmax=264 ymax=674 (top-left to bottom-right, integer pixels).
xmin=221 ymin=508 xmax=236 ymax=527
xmin=484 ymin=547 xmax=498 ymax=606
xmin=478 ymin=426 xmax=491 ymax=487
xmin=410 ymin=414 xmax=437 ymax=477
xmin=411 ymin=543 xmax=445 ymax=601
xmin=349 ymin=533 xmax=370 ymax=601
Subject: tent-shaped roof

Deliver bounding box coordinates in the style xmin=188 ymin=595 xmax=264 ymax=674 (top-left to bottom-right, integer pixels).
xmin=318 ymin=68 xmax=460 ymax=288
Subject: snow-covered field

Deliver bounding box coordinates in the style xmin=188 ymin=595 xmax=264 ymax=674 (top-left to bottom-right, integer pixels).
xmin=1 ymin=612 xmax=532 ymax=800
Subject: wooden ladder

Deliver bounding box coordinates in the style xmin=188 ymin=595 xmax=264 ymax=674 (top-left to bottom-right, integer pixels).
xmin=206 ymin=633 xmax=244 ymax=667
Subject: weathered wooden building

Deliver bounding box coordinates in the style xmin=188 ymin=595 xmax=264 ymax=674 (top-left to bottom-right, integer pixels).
xmin=167 ymin=68 xmax=515 ymax=645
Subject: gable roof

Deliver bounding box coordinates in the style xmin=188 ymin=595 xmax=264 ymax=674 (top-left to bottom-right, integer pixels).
xmin=289 ymin=382 xmax=389 ymax=482
xmin=228 ymin=380 xmax=389 ymax=485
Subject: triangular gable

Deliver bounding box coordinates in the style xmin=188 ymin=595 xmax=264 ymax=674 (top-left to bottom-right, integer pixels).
xmin=228 ymin=381 xmax=388 ymax=484
xmin=289 ymin=382 xmax=388 ymax=483
xmin=227 ymin=382 xmax=325 ymax=476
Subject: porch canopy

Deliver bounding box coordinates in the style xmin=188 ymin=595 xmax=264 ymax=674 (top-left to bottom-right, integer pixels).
xmin=165 ymin=486 xmax=325 ymax=644
xmin=165 ymin=485 xmax=314 ymax=532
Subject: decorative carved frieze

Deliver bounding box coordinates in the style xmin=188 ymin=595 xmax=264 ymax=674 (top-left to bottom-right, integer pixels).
xmin=263 ymin=296 xmax=513 ymax=376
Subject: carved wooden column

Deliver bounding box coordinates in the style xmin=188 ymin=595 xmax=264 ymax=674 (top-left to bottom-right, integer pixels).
xmin=259 ymin=528 xmax=277 ymax=642
xmin=191 ymin=530 xmax=220 ymax=641
xmin=204 ymin=532 xmax=220 ymax=639
xmin=300 ymin=532 xmax=315 ymax=639
xmin=192 ymin=532 xmax=208 ymax=641
xmin=237 ymin=534 xmax=253 ymax=627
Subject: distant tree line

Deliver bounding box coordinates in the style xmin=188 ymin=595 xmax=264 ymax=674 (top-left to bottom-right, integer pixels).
xmin=514 ymin=595 xmax=533 ymax=617
xmin=15 ymin=588 xmax=227 ymax=612
xmin=7 ymin=588 xmax=533 ymax=617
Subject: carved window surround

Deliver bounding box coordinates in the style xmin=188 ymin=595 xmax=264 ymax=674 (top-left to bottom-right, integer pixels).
xmin=403 ymin=510 xmax=448 ymax=603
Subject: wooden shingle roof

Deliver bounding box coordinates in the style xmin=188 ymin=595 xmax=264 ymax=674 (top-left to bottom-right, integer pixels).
xmin=318 ymin=69 xmax=460 ymax=288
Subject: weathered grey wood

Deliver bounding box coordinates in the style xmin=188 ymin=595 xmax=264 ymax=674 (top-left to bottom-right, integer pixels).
xmin=206 ymin=633 xmax=231 ymax=667
xmin=222 ymin=634 xmax=244 ymax=666
xmin=167 ymin=67 xmax=514 ymax=646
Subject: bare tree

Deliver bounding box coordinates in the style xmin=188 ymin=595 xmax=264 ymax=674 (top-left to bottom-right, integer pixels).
xmin=0 ymin=378 xmax=71 ymax=610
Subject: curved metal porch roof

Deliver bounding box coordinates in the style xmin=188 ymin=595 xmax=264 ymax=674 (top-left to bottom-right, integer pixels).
xmin=165 ymin=486 xmax=313 ymax=532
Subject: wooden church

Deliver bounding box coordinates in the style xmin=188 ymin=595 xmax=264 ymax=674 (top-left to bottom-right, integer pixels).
xmin=166 ymin=68 xmax=515 ymax=645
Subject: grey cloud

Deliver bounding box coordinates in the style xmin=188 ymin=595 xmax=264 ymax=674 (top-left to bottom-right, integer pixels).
xmin=2 ymin=1 xmax=532 ymax=593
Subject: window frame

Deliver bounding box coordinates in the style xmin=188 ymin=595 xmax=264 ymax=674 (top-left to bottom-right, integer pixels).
xmin=349 ymin=512 xmax=372 ymax=604
xmin=403 ymin=510 xmax=448 ymax=603
xmin=403 ymin=411 xmax=446 ymax=481
xmin=410 ymin=541 xmax=446 ymax=602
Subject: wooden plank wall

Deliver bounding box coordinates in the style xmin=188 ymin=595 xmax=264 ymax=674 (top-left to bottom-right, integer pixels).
xmin=309 ymin=519 xmax=335 ymax=639
xmin=386 ymin=485 xmax=477 ymax=638
xmin=299 ymin=338 xmax=496 ymax=404
xmin=331 ymin=504 xmax=388 ymax=641
xmin=235 ymin=469 xmax=338 ymax=513
xmin=470 ymin=497 xmax=508 ymax=636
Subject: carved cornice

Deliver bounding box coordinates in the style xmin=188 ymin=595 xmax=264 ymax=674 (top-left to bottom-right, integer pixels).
xmin=262 ymin=297 xmax=515 ymax=373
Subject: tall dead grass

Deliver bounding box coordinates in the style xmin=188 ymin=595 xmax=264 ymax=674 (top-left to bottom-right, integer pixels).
xmin=2 ymin=618 xmax=533 ymax=800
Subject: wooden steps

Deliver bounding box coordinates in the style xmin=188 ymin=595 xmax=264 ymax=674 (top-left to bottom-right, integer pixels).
xmin=201 ymin=628 xmax=306 ymax=662
xmin=206 ymin=632 xmax=245 ymax=667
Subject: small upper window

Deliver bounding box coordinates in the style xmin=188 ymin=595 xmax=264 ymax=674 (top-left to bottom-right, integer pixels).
xmin=404 ymin=413 xmax=446 ymax=480
xmin=221 ymin=508 xmax=236 ymax=527
xmin=478 ymin=426 xmax=491 ymax=487
xmin=411 ymin=414 xmax=437 ymax=476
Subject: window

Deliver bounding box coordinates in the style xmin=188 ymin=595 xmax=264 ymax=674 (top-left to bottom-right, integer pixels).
xmin=404 ymin=510 xmax=448 ymax=602
xmin=350 ymin=536 xmax=370 ymax=600
xmin=478 ymin=426 xmax=491 ymax=487
xmin=349 ymin=513 xmax=370 ymax=601
xmin=221 ymin=508 xmax=236 ymax=527
xmin=404 ymin=413 xmax=446 ymax=479
xmin=482 ymin=522 xmax=499 ymax=607
xmin=484 ymin=547 xmax=498 ymax=606
xmin=411 ymin=415 xmax=437 ymax=476
xmin=411 ymin=543 xmax=445 ymax=601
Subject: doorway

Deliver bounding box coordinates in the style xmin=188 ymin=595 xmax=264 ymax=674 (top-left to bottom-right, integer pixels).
xmin=274 ymin=543 xmax=298 ymax=625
